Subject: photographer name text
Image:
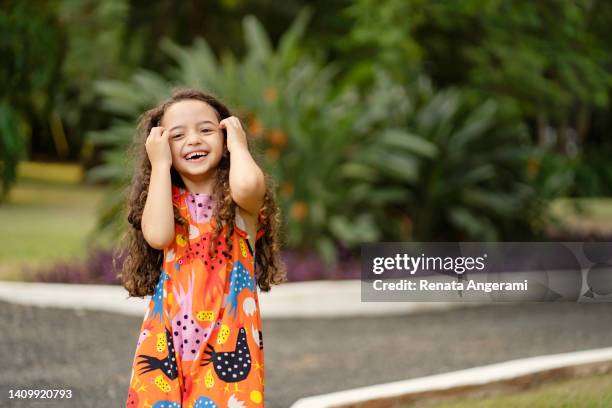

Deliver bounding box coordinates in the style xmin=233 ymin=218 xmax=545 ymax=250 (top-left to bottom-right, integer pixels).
xmin=372 ymin=279 xmax=529 ymax=293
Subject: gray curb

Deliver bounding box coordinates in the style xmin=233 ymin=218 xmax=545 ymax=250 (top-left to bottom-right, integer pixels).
xmin=0 ymin=280 xmax=476 ymax=318
xmin=290 ymin=347 xmax=612 ymax=407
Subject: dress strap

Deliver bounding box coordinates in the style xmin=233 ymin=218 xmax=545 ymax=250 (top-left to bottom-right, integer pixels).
xmin=171 ymin=185 xmax=183 ymax=205
xmin=255 ymin=226 xmax=265 ymax=241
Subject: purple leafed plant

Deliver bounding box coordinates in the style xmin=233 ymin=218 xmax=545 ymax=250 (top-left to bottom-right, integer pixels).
xmin=281 ymin=248 xmax=360 ymax=282
xmin=23 ymin=246 xmax=125 ymax=285
xmin=23 ymin=260 xmax=88 ymax=283
xmin=23 ymin=245 xmax=360 ymax=284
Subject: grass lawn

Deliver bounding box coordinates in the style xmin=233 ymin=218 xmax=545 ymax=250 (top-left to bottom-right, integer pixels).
xmin=547 ymin=197 xmax=612 ymax=236
xmin=0 ymin=162 xmax=112 ymax=280
xmin=419 ymin=371 xmax=612 ymax=408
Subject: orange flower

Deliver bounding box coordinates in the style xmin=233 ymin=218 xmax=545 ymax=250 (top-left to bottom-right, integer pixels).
xmin=526 ymin=158 xmax=540 ymax=177
xmin=280 ymin=181 xmax=294 ymax=197
xmin=264 ymin=87 xmax=277 ymax=102
xmin=266 ymin=128 xmax=288 ymax=147
xmin=248 ymin=115 xmax=264 ymax=138
xmin=290 ymin=201 xmax=308 ymax=221
xmin=400 ymin=216 xmax=413 ymax=239
xmin=265 ymin=147 xmax=280 ymax=162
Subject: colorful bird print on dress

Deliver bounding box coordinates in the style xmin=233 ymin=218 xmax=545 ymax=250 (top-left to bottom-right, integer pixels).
xmin=136 ymin=327 xmax=179 ymax=380
xmin=152 ymin=401 xmax=180 ymax=408
xmin=136 ymin=320 xmax=154 ymax=348
xmin=227 ymin=261 xmax=255 ymax=318
xmin=171 ymin=271 xmax=217 ymax=361
xmin=126 ymin=186 xmax=266 ymax=407
xmin=201 ymin=327 xmax=252 ymax=385
xmin=150 ymin=270 xmax=169 ymax=323
xmin=193 ymin=396 xmax=218 ymax=407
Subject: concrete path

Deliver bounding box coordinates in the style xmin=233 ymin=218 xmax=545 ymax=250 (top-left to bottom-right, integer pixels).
xmin=0 ymin=280 xmax=471 ymax=319
xmin=2 ymin=296 xmax=611 ymax=407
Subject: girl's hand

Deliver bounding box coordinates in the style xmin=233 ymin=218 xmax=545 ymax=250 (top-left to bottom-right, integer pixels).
xmin=219 ymin=116 xmax=248 ymax=153
xmin=145 ymin=126 xmax=172 ymax=169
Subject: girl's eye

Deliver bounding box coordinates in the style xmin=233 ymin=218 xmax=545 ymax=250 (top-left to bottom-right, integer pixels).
xmin=201 ymin=129 xmax=213 ymax=133
xmin=172 ymin=134 xmax=183 ymax=138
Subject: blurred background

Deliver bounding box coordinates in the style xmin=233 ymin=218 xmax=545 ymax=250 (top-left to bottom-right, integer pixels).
xmin=1 ymin=1 xmax=612 ymax=406
xmin=2 ymin=0 xmax=612 ymax=284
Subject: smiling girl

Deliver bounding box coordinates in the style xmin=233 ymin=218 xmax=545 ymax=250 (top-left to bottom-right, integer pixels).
xmin=120 ymin=88 xmax=286 ymax=407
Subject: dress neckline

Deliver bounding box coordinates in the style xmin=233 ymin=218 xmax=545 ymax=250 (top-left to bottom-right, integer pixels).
xmin=179 ymin=186 xmax=214 ymax=197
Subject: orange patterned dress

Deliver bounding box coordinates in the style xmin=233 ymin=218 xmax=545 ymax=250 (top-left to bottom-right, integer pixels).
xmin=126 ymin=185 xmax=266 ymax=408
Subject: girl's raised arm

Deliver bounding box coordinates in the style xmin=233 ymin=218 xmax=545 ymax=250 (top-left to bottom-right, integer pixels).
xmin=141 ymin=127 xmax=175 ymax=249
xmin=220 ymin=117 xmax=265 ymax=216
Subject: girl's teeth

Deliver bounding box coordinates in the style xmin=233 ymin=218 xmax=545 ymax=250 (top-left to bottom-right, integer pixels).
xmin=187 ymin=153 xmax=207 ymax=160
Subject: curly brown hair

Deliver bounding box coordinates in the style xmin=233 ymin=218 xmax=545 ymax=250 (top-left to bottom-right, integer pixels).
xmin=116 ymin=88 xmax=287 ymax=298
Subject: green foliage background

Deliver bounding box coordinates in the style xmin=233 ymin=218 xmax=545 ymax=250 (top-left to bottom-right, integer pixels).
xmin=2 ymin=0 xmax=612 ymax=263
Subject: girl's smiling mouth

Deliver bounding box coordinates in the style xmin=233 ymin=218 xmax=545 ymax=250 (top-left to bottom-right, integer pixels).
xmin=184 ymin=151 xmax=209 ymax=161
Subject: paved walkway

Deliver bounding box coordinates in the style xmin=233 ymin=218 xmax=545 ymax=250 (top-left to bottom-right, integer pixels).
xmin=0 ymin=280 xmax=464 ymax=319
xmin=2 ymin=299 xmax=611 ymax=407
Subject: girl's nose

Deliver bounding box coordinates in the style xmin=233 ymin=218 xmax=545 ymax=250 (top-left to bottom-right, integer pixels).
xmin=186 ymin=130 xmax=202 ymax=144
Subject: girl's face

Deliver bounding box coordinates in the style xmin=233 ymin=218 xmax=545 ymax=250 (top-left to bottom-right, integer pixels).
xmin=160 ymin=99 xmax=225 ymax=183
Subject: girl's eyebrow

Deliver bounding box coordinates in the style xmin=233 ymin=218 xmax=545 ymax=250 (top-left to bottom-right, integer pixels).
xmin=169 ymin=120 xmax=217 ymax=132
